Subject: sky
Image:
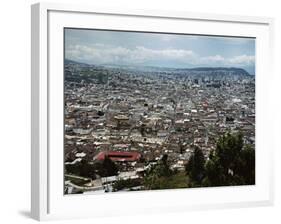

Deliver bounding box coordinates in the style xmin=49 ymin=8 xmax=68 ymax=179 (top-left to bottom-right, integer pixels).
xmin=65 ymin=28 xmax=255 ymax=75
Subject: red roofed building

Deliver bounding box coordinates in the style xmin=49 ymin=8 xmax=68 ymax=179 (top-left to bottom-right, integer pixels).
xmin=93 ymin=151 xmax=142 ymax=162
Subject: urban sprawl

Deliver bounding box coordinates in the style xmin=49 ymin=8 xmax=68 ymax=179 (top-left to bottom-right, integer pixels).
xmin=64 ymin=59 xmax=255 ymax=194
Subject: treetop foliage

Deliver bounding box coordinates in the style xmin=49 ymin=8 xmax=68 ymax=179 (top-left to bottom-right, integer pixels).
xmin=186 ymin=132 xmax=255 ymax=187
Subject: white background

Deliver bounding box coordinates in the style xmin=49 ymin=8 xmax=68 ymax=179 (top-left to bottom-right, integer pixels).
xmin=0 ymin=0 xmax=279 ymax=223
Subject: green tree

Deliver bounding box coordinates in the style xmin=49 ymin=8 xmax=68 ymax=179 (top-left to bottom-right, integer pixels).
xmin=65 ymin=159 xmax=96 ymax=179
xmin=158 ymin=154 xmax=173 ymax=177
xmin=144 ymin=154 xmax=173 ymax=189
xmin=216 ymin=132 xmax=243 ymax=173
xmin=99 ymin=156 xmax=119 ymax=177
xmin=203 ymin=154 xmax=225 ymax=186
xmin=203 ymin=132 xmax=255 ymax=186
xmin=234 ymin=144 xmax=255 ymax=185
xmin=113 ymin=178 xmax=142 ymax=191
xmin=186 ymin=146 xmax=206 ymax=185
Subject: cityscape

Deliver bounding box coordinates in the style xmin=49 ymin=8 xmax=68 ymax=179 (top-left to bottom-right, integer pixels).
xmin=64 ymin=29 xmax=255 ymax=194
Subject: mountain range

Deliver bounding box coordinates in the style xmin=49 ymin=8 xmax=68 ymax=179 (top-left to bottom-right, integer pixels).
xmin=65 ymin=59 xmax=252 ymax=77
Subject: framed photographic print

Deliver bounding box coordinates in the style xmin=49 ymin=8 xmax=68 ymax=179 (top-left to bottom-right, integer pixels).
xmin=31 ymin=2 xmax=274 ymax=221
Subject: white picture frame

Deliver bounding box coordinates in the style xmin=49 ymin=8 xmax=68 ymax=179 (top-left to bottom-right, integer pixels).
xmin=31 ymin=2 xmax=274 ymax=221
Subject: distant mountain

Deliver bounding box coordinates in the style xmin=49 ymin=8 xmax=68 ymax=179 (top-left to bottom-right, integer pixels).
xmin=65 ymin=59 xmax=251 ymax=77
xmin=175 ymin=67 xmax=251 ymax=76
xmin=100 ymin=63 xmax=250 ymax=76
xmin=65 ymin=59 xmax=90 ymax=66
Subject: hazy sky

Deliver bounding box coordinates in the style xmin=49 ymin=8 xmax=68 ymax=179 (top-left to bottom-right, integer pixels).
xmin=65 ymin=28 xmax=255 ymax=74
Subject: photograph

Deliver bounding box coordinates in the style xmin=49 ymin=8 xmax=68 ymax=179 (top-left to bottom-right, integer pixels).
xmin=63 ymin=28 xmax=255 ymax=195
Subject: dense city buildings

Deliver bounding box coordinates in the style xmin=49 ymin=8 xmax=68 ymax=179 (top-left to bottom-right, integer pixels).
xmin=64 ymin=59 xmax=255 ymax=194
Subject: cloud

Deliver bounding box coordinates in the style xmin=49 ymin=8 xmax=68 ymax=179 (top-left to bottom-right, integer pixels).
xmin=201 ymin=54 xmax=254 ymax=66
xmin=201 ymin=55 xmax=225 ymax=64
xmin=66 ymin=44 xmax=196 ymax=65
xmin=65 ymin=43 xmax=254 ymax=67
xmin=228 ymin=55 xmax=255 ymax=65
xmin=134 ymin=46 xmax=195 ymax=61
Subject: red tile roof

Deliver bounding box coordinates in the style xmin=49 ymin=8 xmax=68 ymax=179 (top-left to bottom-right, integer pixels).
xmin=94 ymin=151 xmax=141 ymax=162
